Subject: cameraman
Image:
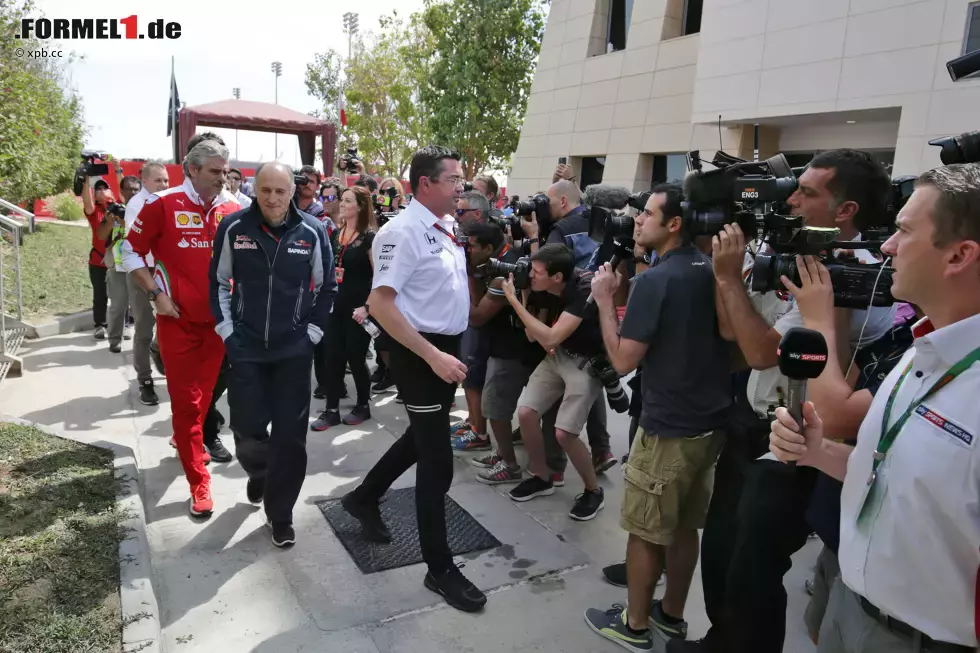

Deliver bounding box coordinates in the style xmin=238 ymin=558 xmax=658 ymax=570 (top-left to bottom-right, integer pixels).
xmin=769 ymin=164 xmax=980 ymax=653
xmin=585 ymin=184 xmax=731 ymax=649
xmin=501 ymin=243 xmax=605 ymax=521
xmin=295 ymin=165 xmax=325 ymax=218
xmin=692 ymin=149 xmax=896 ymax=653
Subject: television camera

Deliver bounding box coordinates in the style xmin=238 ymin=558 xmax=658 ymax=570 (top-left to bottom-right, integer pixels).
xmin=338 ymin=148 xmax=360 ymax=172
xmin=72 ymin=151 xmax=112 ymax=196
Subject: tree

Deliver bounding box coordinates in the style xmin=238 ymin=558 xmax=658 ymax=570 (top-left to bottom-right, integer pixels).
xmin=0 ymin=1 xmax=86 ymax=206
xmin=419 ymin=0 xmax=545 ymax=179
xmin=304 ymin=49 xmax=343 ymax=125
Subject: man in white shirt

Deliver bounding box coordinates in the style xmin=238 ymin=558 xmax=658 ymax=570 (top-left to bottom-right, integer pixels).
xmin=340 ymin=146 xmax=487 ymax=614
xmin=124 ymin=161 xmax=169 ymax=406
xmin=770 ymin=163 xmax=980 ymax=652
xmin=227 ymin=168 xmax=252 ymax=209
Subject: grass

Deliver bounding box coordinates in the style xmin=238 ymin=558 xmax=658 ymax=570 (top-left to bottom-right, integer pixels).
xmin=17 ymin=223 xmax=93 ymax=319
xmin=0 ymin=423 xmax=124 ymax=653
xmin=44 ymin=193 xmax=85 ymax=222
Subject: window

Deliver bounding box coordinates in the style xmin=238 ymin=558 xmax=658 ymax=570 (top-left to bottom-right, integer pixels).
xmin=580 ymin=157 xmax=606 ymax=190
xmin=965 ymin=1 xmax=980 ymax=55
xmin=652 ymin=154 xmax=688 ymax=186
xmin=589 ymin=0 xmax=633 ymax=56
xmin=663 ymin=0 xmax=702 ymax=40
xmin=683 ymin=0 xmax=703 ymax=36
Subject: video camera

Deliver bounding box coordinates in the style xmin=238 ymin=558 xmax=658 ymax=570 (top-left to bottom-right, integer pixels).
xmin=72 ymin=151 xmax=112 ymax=196
xmin=338 ymin=147 xmax=359 ymax=172
xmin=484 ymin=256 xmax=531 ymax=290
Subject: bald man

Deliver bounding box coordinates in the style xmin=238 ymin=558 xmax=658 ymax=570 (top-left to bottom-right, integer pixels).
xmin=210 ymin=162 xmax=337 ymax=547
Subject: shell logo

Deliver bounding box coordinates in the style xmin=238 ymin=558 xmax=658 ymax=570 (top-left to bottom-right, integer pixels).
xmin=177 ymin=213 xmax=190 ymax=225
xmin=174 ymin=211 xmax=203 ymax=229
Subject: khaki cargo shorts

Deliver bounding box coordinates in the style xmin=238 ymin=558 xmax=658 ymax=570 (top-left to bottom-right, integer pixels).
xmin=621 ymin=426 xmax=725 ymax=545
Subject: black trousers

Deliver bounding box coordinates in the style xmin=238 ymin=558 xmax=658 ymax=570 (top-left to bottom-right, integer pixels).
xmin=701 ymin=443 xmax=818 ymax=653
xmin=353 ymin=332 xmax=460 ymax=573
xmin=229 ymin=350 xmax=314 ymax=525
xmin=88 ymin=264 xmax=108 ymax=327
xmin=313 ymin=339 xmax=328 ymax=390
xmin=323 ymin=310 xmax=372 ymax=409
xmin=203 ymin=356 xmax=230 ymax=446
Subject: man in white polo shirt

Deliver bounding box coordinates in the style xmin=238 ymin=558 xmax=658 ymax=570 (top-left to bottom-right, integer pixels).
xmin=770 ymin=163 xmax=980 ymax=653
xmin=340 ymin=146 xmax=487 ymax=614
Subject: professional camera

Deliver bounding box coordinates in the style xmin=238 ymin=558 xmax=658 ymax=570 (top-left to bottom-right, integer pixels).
xmin=106 ymin=202 xmax=126 ymax=219
xmin=294 ymin=173 xmax=310 ymax=186
xmin=72 ymin=151 xmax=112 ymax=196
xmin=485 ymin=256 xmax=531 ymax=290
xmin=493 ymin=214 xmax=527 ymax=241
xmin=338 ymin=147 xmax=359 ymax=172
xmin=585 ymin=356 xmax=630 ymax=414
xmin=511 ymin=193 xmax=551 ymax=223
xmin=929 ymin=130 xmax=980 ymax=165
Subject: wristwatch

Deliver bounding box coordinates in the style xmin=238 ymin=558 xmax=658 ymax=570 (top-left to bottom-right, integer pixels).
xmin=147 ymin=288 xmax=163 ymax=302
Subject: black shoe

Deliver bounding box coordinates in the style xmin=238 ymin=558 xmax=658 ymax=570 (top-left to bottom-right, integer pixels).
xmin=205 ymin=437 xmax=233 ymax=463
xmin=340 ymin=492 xmax=391 ymax=543
xmin=395 ymin=393 xmax=404 ymax=404
xmin=509 ymin=475 xmax=554 ymax=502
xmin=310 ymin=409 xmax=341 ymax=432
xmin=424 ymin=565 xmax=487 ymax=613
xmin=267 ymin=520 xmax=296 ymax=548
xmin=246 ymin=477 xmax=265 ymax=504
xmin=370 ymin=366 xmax=384 ymax=384
xmin=313 ymin=385 xmax=327 ymax=399
xmin=372 ymin=374 xmax=395 ymax=394
xmin=109 ymin=342 xmax=122 ymax=353
xmin=138 ymin=380 xmax=159 ymax=406
xmin=570 ymin=487 xmax=604 ymax=521
xmin=602 ymin=562 xmax=627 ymax=587
xmin=342 ymin=404 xmax=371 ymax=425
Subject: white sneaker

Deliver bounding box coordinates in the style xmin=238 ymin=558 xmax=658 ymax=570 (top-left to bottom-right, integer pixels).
xmin=123 ymin=325 xmax=134 ymax=340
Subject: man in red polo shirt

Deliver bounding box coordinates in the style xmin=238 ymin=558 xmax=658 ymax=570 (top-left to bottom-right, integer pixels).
xmin=121 ymin=139 xmax=241 ymax=518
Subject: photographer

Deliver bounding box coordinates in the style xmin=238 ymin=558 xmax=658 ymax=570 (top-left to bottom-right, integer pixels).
xmin=83 ymin=169 xmax=120 ymax=340
xmin=585 ymin=185 xmax=730 ymax=649
xmin=295 ymin=165 xmax=325 ymax=218
xmin=501 ymin=243 xmax=605 ymax=521
xmin=692 ymin=149 xmax=897 ymax=653
xmin=770 ymin=163 xmax=980 ymax=653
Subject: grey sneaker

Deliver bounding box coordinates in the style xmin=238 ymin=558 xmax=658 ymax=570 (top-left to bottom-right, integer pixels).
xmin=476 ymin=460 xmax=523 ymax=485
xmin=650 ymin=599 xmax=688 ymax=642
xmin=470 ymin=451 xmax=502 ymax=469
xmin=584 ymin=604 xmax=653 ymax=652
xmin=94 ymin=326 xmax=106 ymax=340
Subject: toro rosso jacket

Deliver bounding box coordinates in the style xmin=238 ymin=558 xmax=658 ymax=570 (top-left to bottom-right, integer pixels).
xmin=209 ymin=202 xmax=337 ymax=362
xmin=122 ymin=179 xmax=241 ymax=324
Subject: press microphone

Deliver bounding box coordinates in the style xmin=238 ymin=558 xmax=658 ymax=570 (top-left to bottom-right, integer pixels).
xmin=584 ymin=183 xmax=630 ymax=210
xmin=776 ymin=327 xmax=829 ymax=466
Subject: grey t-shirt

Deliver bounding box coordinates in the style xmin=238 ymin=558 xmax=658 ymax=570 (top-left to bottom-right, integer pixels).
xmin=620 ymin=245 xmax=732 ymax=438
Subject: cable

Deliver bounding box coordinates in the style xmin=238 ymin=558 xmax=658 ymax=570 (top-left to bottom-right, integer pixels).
xmin=845 ymin=256 xmax=892 ymax=380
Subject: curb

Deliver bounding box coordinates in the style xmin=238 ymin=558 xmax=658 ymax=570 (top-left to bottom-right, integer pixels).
xmin=23 ymin=310 xmax=94 ymax=339
xmin=0 ymin=415 xmax=162 ymax=653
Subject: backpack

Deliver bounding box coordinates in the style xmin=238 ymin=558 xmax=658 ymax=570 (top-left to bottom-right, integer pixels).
xmin=563 ymin=232 xmax=600 ymax=270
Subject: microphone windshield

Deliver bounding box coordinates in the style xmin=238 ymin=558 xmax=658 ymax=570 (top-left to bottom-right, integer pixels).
xmin=777 ymin=327 xmax=829 ymax=380
xmin=584 ymin=184 xmax=630 ymax=210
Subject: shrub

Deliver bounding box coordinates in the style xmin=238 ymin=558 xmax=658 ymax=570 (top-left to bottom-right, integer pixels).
xmin=47 ymin=192 xmax=84 ymax=221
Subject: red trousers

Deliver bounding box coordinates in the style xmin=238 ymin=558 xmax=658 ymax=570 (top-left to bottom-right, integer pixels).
xmin=157 ymin=316 xmax=225 ymax=490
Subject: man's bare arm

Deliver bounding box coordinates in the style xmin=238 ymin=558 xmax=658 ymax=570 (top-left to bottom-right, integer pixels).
xmin=598 ymin=301 xmax=647 ymax=374
xmin=715 ymin=277 xmax=781 ymax=369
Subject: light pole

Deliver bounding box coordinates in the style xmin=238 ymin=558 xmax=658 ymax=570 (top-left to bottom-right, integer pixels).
xmin=342 ymin=12 xmax=359 ymax=61
xmin=271 ymin=61 xmax=282 ymax=159
xmin=232 ymin=87 xmax=241 ymax=160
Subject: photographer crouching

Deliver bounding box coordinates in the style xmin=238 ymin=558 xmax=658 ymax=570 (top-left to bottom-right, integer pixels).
xmin=770 ymin=163 xmax=980 ymax=653
xmin=584 ymin=185 xmax=732 ymax=648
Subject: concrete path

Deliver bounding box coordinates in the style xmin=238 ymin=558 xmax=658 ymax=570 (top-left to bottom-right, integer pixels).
xmin=0 ymin=331 xmax=820 ymax=652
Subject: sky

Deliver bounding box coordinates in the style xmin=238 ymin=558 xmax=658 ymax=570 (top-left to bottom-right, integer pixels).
xmin=34 ymin=0 xmax=428 ymax=167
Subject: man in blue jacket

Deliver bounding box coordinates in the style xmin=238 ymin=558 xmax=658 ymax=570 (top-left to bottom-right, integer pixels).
xmin=209 ymin=162 xmax=337 ymax=547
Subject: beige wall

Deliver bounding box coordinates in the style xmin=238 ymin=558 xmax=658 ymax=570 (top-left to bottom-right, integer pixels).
xmin=509 ymin=0 xmax=980 ymax=196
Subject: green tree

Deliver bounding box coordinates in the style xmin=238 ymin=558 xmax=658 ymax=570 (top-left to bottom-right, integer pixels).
xmin=419 ymin=0 xmax=545 ymax=179
xmin=304 ymin=49 xmax=343 ymax=125
xmin=0 ymin=1 xmax=86 ymax=206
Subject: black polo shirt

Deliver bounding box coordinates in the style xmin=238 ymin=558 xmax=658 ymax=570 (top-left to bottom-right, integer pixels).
xmin=620 ymin=245 xmax=731 ymax=438
xmin=527 ymin=267 xmax=603 ymax=359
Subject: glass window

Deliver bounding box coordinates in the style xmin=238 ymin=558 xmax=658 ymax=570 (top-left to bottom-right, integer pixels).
xmin=965 ymin=2 xmax=980 ymax=55
xmin=652 ymin=154 xmax=688 ymax=185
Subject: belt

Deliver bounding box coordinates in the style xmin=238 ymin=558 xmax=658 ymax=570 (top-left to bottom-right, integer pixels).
xmin=858 ymin=596 xmax=973 ymax=653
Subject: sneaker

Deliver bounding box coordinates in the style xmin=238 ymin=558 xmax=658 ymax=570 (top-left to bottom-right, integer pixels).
xmin=310 ymin=409 xmax=341 ymax=432
xmin=470 ymin=451 xmax=502 ymax=469
xmin=372 ymin=374 xmax=396 ymax=394
xmin=395 ymin=393 xmax=404 ymax=404
xmin=650 ymin=599 xmax=688 ymax=642
xmin=570 ymin=487 xmax=605 ymax=521
xmin=476 ymin=460 xmax=523 ymax=485
xmin=94 ymin=325 xmax=107 ymax=340
xmin=603 ymin=562 xmax=666 ymax=588
xmin=449 ymin=419 xmax=471 ymax=437
xmin=509 ymin=475 xmax=554 ymax=502
xmin=206 ymin=437 xmax=233 ymax=463
xmin=267 ymin=519 xmax=296 ymax=547
xmin=246 ymin=477 xmax=265 ymax=505
xmin=423 ymin=565 xmax=487 ymax=613
xmin=169 ymin=435 xmax=211 ymax=465
xmin=123 ymin=325 xmax=134 ymax=340
xmin=313 ymin=385 xmax=327 ymax=399
xmin=584 ymin=604 xmax=654 ymax=653
xmin=370 ymin=365 xmax=385 ymax=384
xmin=594 ymin=451 xmax=618 ymax=474
xmin=551 ymin=472 xmax=565 ymax=487
xmin=138 ymin=380 xmax=159 ymax=406
xmin=109 ymin=342 xmax=122 ymax=353
xmin=342 ymin=404 xmax=371 ymax=426
xmin=451 ymin=431 xmax=491 ymax=452
xmin=189 ymin=485 xmax=213 ymax=518
xmin=340 ymin=492 xmax=391 ymax=543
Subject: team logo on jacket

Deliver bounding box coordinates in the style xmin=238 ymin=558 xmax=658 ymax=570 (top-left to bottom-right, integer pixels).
xmin=175 ymin=211 xmax=202 ymax=229
xmin=288 ymin=247 xmax=310 ymax=255
xmin=178 ymin=237 xmax=211 ymax=249
xmin=215 ymin=212 xmax=224 ymax=224
xmin=294 ymin=239 xmax=311 ymax=248
xmin=234 ymin=234 xmax=258 ymax=250
xmin=178 ymin=237 xmax=190 ymax=249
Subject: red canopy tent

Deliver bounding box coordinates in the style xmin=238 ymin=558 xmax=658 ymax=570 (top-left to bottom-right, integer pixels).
xmin=176 ymin=99 xmax=336 ymax=173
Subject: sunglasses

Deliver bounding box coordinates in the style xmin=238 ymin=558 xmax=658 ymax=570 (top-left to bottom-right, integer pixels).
xmin=322 ymin=194 xmax=338 ymax=202
xmin=454 ymin=208 xmax=479 ymax=216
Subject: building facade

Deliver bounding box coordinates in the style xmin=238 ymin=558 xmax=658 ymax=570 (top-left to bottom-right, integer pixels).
xmin=508 ymin=0 xmax=980 ymax=196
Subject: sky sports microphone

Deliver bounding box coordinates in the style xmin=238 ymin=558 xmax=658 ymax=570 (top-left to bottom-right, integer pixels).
xmin=777 ymin=327 xmax=829 ymax=466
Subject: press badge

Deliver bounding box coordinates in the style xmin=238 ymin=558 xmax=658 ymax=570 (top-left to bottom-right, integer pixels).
xmin=856 ymin=461 xmax=887 ymax=530
xmin=335 ymin=267 xmax=345 ymax=284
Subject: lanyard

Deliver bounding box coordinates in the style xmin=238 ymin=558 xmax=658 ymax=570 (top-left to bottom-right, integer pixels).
xmin=870 ymin=345 xmax=980 ymax=486
xmin=432 ymin=222 xmax=464 ymax=248
xmin=336 ymin=228 xmax=359 ymax=267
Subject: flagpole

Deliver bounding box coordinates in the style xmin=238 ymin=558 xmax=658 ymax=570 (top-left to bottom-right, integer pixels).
xmin=170 ymin=56 xmax=178 ymax=163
